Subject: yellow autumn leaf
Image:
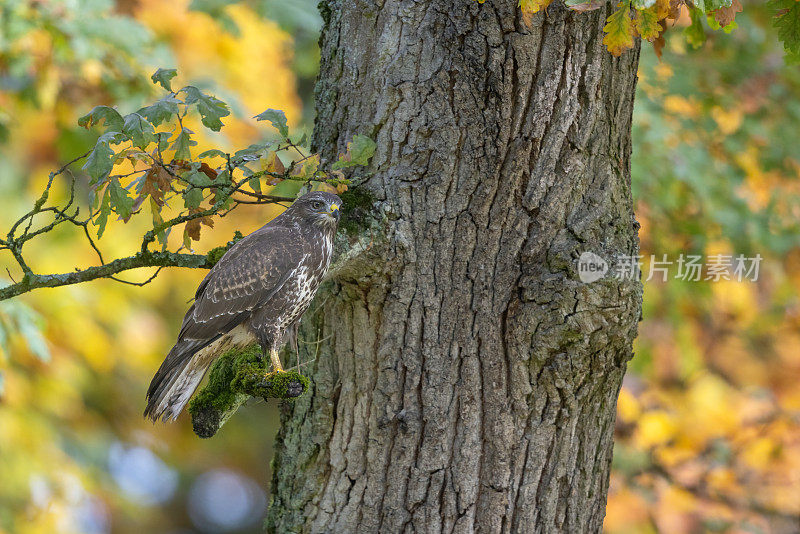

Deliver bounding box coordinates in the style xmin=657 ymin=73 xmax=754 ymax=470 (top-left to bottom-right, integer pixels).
xmin=262 ymin=150 xmax=286 ymax=175
xmin=683 ymin=373 xmax=739 ymax=439
xmin=603 ymin=3 xmax=635 ymax=57
xmin=519 ymin=0 xmax=554 ymax=25
xmin=663 ymin=95 xmax=700 ymax=118
xmin=706 ymin=467 xmax=737 ymax=493
xmin=711 ymin=105 xmax=743 ymax=134
xmin=635 ymin=6 xmax=662 ymax=42
xmin=617 ymin=388 xmax=641 ymax=423
xmin=741 ymin=437 xmax=777 ymax=470
xmin=635 ymin=410 xmax=678 ymax=448
xmin=655 ymin=62 xmax=673 ymax=80
xmin=654 ymin=0 xmax=670 ymax=19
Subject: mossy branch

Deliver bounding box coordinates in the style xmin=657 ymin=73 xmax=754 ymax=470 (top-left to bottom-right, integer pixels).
xmin=188 ymin=344 xmax=309 ymax=438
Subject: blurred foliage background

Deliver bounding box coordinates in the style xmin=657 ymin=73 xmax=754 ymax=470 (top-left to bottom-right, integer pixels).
xmin=0 ymin=1 xmax=798 ymax=533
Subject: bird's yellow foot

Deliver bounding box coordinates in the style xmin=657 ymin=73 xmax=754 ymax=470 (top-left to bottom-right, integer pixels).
xmin=268 ymin=348 xmax=284 ymax=373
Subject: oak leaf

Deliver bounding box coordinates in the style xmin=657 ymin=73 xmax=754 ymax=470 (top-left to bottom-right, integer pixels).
xmin=604 ymin=3 xmax=635 ymax=56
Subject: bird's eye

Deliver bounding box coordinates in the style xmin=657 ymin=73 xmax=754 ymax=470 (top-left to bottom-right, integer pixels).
xmin=311 ymin=201 xmax=323 ymax=210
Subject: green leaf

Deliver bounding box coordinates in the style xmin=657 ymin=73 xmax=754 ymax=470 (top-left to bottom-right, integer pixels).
xmin=138 ymin=96 xmax=181 ymax=127
xmin=184 ymin=186 xmax=204 ymax=209
xmin=332 ymin=135 xmax=377 ymax=170
xmin=151 ymin=68 xmax=178 ymax=92
xmin=122 ymin=113 xmax=156 ymax=150
xmin=108 ymin=179 xmax=135 ymax=220
xmin=95 ymin=187 xmax=111 ymax=238
xmin=185 ymin=168 xmax=214 ymax=187
xmin=78 ymin=106 xmax=124 ymax=132
xmin=215 ymin=169 xmax=232 ymax=186
xmin=348 ymin=135 xmax=376 ymax=166
xmin=171 ymin=127 xmax=196 ymax=161
xmin=254 ymin=109 xmax=289 ymax=138
xmin=149 ymin=197 xmax=168 ymax=248
xmin=723 ymin=20 xmax=738 ymax=33
xmin=249 ymin=176 xmax=262 ymax=193
xmin=635 ymin=6 xmax=661 ymax=41
xmin=155 ymin=131 xmax=171 ymax=152
xmin=181 ymin=86 xmax=230 ymax=132
xmin=82 ymin=131 xmax=124 ymax=181
xmin=769 ymin=0 xmax=800 ymax=60
xmin=233 ymin=143 xmax=270 ymax=161
xmin=685 ymin=6 xmax=707 ymax=48
xmin=707 ymin=14 xmax=738 ymax=32
xmin=84 ymin=142 xmax=115 ymax=181
xmin=695 ymin=0 xmax=732 ymax=13
xmin=565 ymin=0 xmax=603 ymax=11
xmin=199 ymin=149 xmax=227 ymax=159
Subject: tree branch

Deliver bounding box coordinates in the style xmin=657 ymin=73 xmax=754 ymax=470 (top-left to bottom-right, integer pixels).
xmin=0 ymin=250 xmax=213 ymax=301
xmin=188 ymin=344 xmax=308 ymax=438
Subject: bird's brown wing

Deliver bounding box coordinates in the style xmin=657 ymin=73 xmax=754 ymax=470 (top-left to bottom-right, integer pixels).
xmin=145 ymin=225 xmax=303 ymax=413
xmin=180 ymin=225 xmax=302 ymax=340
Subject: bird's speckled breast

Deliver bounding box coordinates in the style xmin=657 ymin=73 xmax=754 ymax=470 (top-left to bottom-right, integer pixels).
xmin=254 ymin=232 xmax=333 ymax=340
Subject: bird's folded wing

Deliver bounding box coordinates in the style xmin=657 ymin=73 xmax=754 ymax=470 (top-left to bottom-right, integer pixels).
xmin=179 ymin=226 xmax=303 ymax=340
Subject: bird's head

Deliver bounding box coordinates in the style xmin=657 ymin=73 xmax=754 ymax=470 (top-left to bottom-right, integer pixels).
xmin=288 ymin=191 xmax=341 ymax=230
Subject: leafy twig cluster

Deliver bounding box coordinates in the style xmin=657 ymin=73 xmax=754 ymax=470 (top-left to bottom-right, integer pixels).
xmin=515 ymin=1 xmax=798 ymax=62
xmin=0 ymin=69 xmax=376 ymax=301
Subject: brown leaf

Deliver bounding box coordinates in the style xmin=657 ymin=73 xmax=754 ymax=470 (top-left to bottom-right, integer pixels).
xmin=264 ymin=151 xmax=285 ymax=175
xmin=653 ymin=34 xmax=666 ymax=60
xmin=142 ymin=165 xmax=171 ymax=206
xmin=653 ymin=19 xmax=667 ymax=59
xmin=714 ymin=0 xmax=742 ymax=28
xmin=199 ymin=162 xmax=218 ymax=181
xmin=655 ymin=0 xmax=670 ymax=19
xmin=185 ymin=219 xmax=201 ymax=241
xmin=668 ymin=0 xmax=683 ymax=20
xmin=186 ymin=208 xmax=213 ymax=242
xmin=185 ymin=219 xmax=201 ymax=242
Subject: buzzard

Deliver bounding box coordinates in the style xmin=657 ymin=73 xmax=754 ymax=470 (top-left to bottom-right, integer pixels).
xmin=144 ymin=191 xmax=341 ymax=423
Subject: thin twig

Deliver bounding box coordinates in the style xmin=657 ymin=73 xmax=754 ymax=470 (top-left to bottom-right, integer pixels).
xmin=109 ymin=266 xmax=165 ymax=287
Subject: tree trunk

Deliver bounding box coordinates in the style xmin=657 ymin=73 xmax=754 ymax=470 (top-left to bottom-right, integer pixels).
xmin=267 ymin=1 xmax=642 ymax=532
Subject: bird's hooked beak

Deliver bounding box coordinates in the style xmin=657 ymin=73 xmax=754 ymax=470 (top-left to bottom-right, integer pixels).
xmin=329 ymin=203 xmax=340 ymax=221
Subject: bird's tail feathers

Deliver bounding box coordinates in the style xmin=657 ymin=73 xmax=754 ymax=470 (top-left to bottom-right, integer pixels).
xmin=144 ymin=341 xmax=209 ymax=423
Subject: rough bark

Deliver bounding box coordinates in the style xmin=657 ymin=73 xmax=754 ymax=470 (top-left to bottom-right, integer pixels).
xmin=268 ymin=1 xmax=642 ymax=532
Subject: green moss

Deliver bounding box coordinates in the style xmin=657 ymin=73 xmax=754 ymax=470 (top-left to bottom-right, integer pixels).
xmin=318 ymin=0 xmax=332 ymax=28
xmin=232 ymin=366 xmax=309 ymax=398
xmin=188 ymin=343 xmax=309 ymax=438
xmin=206 ymin=230 xmax=244 ymax=266
xmin=339 ymin=187 xmax=377 ymax=237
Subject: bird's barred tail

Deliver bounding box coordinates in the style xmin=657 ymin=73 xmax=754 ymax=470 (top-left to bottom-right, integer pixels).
xmin=144 ymin=340 xmax=208 ymax=423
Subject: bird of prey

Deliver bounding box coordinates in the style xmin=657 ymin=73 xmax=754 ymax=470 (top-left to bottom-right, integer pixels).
xmin=144 ymin=191 xmax=341 ymax=423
